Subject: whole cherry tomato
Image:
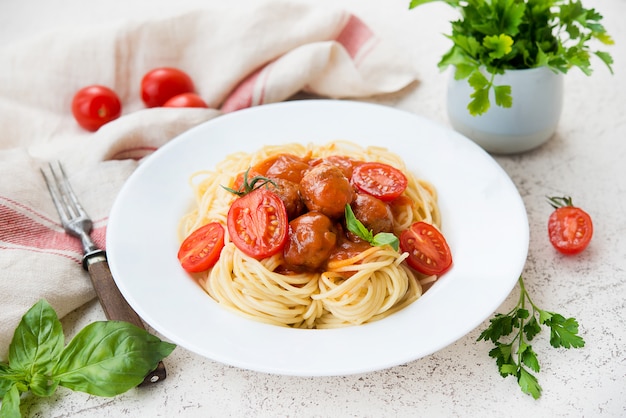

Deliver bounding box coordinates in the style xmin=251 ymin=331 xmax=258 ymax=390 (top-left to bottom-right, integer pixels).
xmin=227 ymin=187 xmax=289 ymax=260
xmin=400 ymin=222 xmax=453 ymax=276
xmin=163 ymin=92 xmax=208 ymax=108
xmin=178 ymin=222 xmax=225 ymax=273
xmin=547 ymin=196 xmax=593 ymax=255
xmin=141 ymin=67 xmax=195 ymax=107
xmin=71 ymin=85 xmax=122 ymax=131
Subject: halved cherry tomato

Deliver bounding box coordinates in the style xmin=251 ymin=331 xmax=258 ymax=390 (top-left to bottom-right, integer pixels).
xmin=352 ymin=162 xmax=408 ymax=202
xmin=163 ymin=92 xmax=208 ymax=108
xmin=547 ymin=197 xmax=593 ymax=255
xmin=227 ymin=187 xmax=288 ymax=260
xmin=400 ymin=222 xmax=452 ymax=276
xmin=178 ymin=222 xmax=225 ymax=273
xmin=71 ymin=85 xmax=122 ymax=131
xmin=141 ymin=67 xmax=195 ymax=107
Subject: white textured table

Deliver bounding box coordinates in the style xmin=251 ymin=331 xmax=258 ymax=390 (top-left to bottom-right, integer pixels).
xmin=1 ymin=0 xmax=625 ymax=416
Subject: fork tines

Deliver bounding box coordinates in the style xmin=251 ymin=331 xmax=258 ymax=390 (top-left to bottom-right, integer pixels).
xmin=41 ymin=162 xmax=91 ymax=230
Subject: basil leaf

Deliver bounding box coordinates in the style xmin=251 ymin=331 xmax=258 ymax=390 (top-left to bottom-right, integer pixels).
xmin=53 ymin=321 xmax=175 ymax=397
xmin=0 ymin=364 xmax=16 ymax=398
xmin=371 ymin=233 xmax=400 ymax=252
xmin=344 ymin=204 xmax=373 ymax=242
xmin=344 ymin=205 xmax=399 ymax=251
xmin=8 ymin=299 xmax=64 ymax=377
xmin=29 ymin=372 xmax=59 ymax=397
xmin=0 ymin=384 xmax=21 ymax=418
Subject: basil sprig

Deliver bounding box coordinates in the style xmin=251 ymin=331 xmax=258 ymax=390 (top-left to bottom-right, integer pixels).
xmin=0 ymin=300 xmax=175 ymax=417
xmin=344 ymin=204 xmax=399 ymax=251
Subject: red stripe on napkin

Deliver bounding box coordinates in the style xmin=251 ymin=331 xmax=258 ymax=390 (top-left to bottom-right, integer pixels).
xmin=0 ymin=197 xmax=106 ymax=263
xmin=221 ymin=65 xmax=272 ymax=113
xmin=335 ymin=14 xmax=375 ymax=63
xmin=220 ymin=13 xmax=377 ymax=113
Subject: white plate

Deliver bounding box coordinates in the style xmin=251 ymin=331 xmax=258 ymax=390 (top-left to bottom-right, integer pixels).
xmin=107 ymin=100 xmax=528 ymax=376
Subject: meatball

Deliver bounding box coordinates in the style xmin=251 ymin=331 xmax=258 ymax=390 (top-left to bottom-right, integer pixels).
xmin=283 ymin=212 xmax=337 ymax=271
xmin=350 ymin=193 xmax=394 ymax=235
xmin=299 ymin=163 xmax=355 ymax=219
xmin=253 ymin=153 xmax=310 ymax=184
xmin=267 ymin=178 xmax=305 ymax=220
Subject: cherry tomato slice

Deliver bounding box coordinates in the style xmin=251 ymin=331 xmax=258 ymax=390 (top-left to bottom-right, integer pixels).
xmin=352 ymin=162 xmax=408 ymax=202
xmin=548 ymin=206 xmax=593 ymax=255
xmin=400 ymin=222 xmax=453 ymax=276
xmin=227 ymin=188 xmax=288 ymax=260
xmin=163 ymin=92 xmax=208 ymax=108
xmin=178 ymin=222 xmax=225 ymax=273
xmin=71 ymin=85 xmax=122 ymax=131
xmin=141 ymin=67 xmax=195 ymax=108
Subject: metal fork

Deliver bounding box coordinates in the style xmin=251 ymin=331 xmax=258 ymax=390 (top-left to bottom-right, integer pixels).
xmin=41 ymin=162 xmax=166 ymax=385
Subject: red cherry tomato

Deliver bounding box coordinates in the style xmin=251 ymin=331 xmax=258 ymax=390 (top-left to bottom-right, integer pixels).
xmin=163 ymin=92 xmax=208 ymax=108
xmin=352 ymin=162 xmax=408 ymax=202
xmin=400 ymin=222 xmax=453 ymax=276
xmin=141 ymin=67 xmax=195 ymax=107
xmin=71 ymin=85 xmax=122 ymax=131
xmin=227 ymin=188 xmax=288 ymax=260
xmin=178 ymin=222 xmax=225 ymax=273
xmin=547 ymin=197 xmax=593 ymax=255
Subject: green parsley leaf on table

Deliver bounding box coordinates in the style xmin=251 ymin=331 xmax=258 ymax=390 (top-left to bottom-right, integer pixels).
xmin=477 ymin=276 xmax=584 ymax=399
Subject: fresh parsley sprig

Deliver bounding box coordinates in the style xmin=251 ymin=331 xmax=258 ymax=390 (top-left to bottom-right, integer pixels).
xmin=222 ymin=167 xmax=276 ymax=197
xmin=477 ymin=276 xmax=585 ymax=399
xmin=409 ymin=0 xmax=614 ymax=115
xmin=0 ymin=300 xmax=176 ymax=418
xmin=344 ymin=204 xmax=399 ymax=251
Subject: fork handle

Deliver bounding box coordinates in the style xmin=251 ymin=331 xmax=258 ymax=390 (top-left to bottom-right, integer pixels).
xmin=84 ymin=250 xmax=167 ymax=386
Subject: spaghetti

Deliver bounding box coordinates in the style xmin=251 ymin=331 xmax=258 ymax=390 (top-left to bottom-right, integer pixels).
xmin=178 ymin=141 xmax=442 ymax=328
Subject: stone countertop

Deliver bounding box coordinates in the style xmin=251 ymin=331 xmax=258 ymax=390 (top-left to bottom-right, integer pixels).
xmin=1 ymin=0 xmax=624 ymax=416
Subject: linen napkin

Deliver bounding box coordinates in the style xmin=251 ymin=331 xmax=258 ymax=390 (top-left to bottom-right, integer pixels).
xmin=0 ymin=0 xmax=418 ymax=359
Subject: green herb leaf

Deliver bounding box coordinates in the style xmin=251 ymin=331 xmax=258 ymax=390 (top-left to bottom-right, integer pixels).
xmin=468 ymin=87 xmax=490 ymax=116
xmin=53 ymin=321 xmax=176 ymax=397
xmin=344 ymin=205 xmax=399 ymax=251
xmin=522 ymin=316 xmax=541 ymax=341
xmin=478 ymin=313 xmax=515 ymax=343
xmin=371 ymin=233 xmax=400 ymax=251
xmin=483 ymin=34 xmax=514 ymax=59
xmin=8 ymin=299 xmax=64 ymax=379
xmin=477 ymin=276 xmax=584 ymax=398
xmin=494 ymin=84 xmax=512 ymax=108
xmin=468 ymin=70 xmax=489 ymax=90
xmin=520 ymin=344 xmax=540 ymax=373
xmin=518 ymin=367 xmax=542 ymax=399
xmin=0 ymin=364 xmax=16 ymax=398
xmin=543 ymin=314 xmax=585 ymax=349
xmin=0 ymin=384 xmax=21 ymax=418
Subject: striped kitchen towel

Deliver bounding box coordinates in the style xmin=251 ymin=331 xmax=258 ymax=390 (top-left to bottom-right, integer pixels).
xmin=0 ymin=0 xmax=418 ymax=358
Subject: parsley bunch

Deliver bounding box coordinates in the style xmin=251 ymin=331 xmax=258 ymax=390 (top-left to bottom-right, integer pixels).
xmin=477 ymin=276 xmax=584 ymax=399
xmin=409 ymin=0 xmax=614 ymax=115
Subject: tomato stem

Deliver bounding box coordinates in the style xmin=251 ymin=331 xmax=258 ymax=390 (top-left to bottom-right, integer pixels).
xmin=546 ymin=195 xmax=574 ymax=209
xmin=222 ymin=167 xmax=276 ymax=197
